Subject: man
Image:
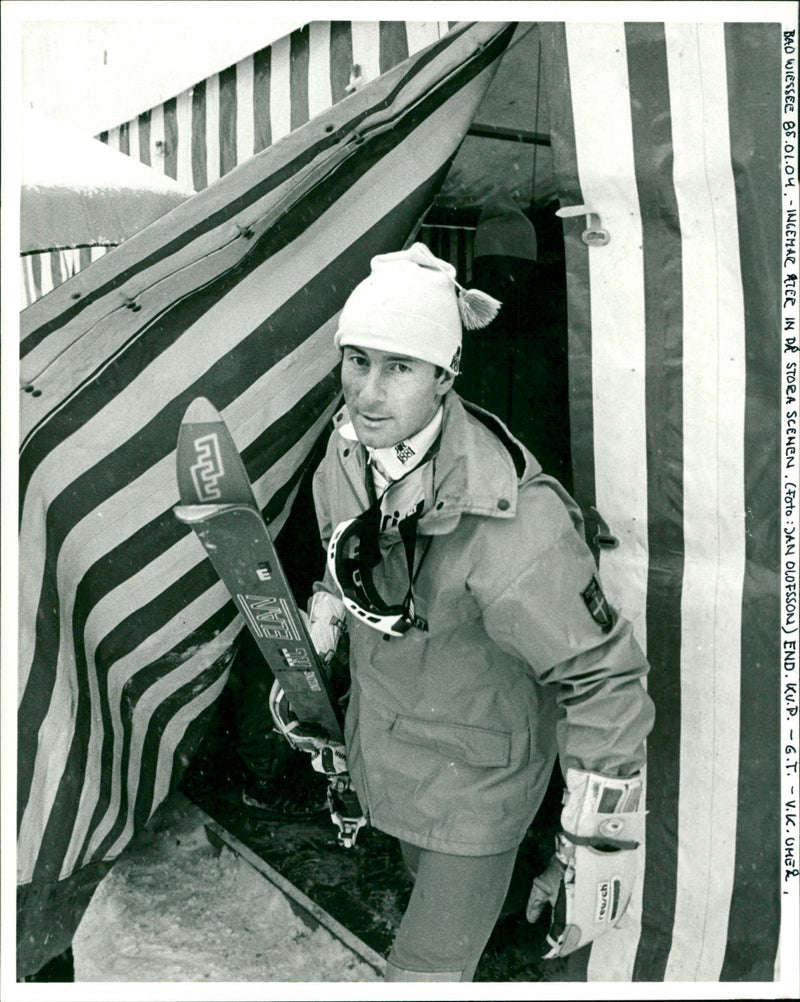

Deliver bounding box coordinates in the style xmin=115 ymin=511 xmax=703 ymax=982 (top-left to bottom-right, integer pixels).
xmin=305 ymin=243 xmax=654 ymax=981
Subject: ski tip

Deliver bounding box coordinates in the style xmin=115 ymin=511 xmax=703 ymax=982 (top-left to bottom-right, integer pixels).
xmin=182 ymin=396 xmax=222 ymax=425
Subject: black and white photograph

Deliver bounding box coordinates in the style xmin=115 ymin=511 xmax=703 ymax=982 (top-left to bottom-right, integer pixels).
xmin=2 ymin=1 xmax=798 ymax=997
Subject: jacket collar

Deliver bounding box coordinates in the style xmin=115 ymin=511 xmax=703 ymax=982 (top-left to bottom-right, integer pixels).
xmin=333 ymin=392 xmax=540 ymax=531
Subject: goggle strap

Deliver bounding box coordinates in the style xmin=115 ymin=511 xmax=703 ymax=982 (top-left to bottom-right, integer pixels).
xmin=343 ymin=456 xmax=437 ymax=633
xmin=359 ymin=501 xmax=382 ymax=569
xmin=398 ymin=512 xmax=430 ymax=632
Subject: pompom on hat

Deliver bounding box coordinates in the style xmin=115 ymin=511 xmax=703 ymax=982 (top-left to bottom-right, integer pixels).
xmin=335 ymin=243 xmax=500 ymax=375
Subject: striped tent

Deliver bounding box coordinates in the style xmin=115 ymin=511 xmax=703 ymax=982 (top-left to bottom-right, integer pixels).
xmin=18 ymin=15 xmax=791 ymax=984
xmin=95 ymin=19 xmax=555 ymax=279
xmin=23 ymin=22 xmax=463 ymax=306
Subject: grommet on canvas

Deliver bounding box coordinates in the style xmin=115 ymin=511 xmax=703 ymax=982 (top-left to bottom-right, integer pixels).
xmin=556 ymin=204 xmax=610 ymax=247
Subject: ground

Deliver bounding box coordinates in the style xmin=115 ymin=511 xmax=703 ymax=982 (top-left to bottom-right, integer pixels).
xmin=73 ymin=686 xmax=566 ymax=985
xmin=73 ymin=792 xmax=378 ymax=983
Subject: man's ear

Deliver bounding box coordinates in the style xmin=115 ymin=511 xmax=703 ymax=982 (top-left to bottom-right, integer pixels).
xmin=435 ymin=369 xmax=456 ymax=396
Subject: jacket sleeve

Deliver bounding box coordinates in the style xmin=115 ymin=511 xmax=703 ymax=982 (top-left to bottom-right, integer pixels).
xmin=474 ymin=481 xmax=655 ymax=779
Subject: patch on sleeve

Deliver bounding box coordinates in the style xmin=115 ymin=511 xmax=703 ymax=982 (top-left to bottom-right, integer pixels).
xmin=581 ymin=575 xmax=614 ymax=634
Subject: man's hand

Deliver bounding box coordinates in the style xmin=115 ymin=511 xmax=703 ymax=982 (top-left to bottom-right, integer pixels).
xmin=304 ymin=590 xmax=346 ymax=666
xmin=526 ymin=769 xmax=645 ymax=958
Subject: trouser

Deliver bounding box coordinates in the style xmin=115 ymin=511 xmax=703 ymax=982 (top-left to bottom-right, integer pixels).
xmin=384 ymin=840 xmax=519 ymax=982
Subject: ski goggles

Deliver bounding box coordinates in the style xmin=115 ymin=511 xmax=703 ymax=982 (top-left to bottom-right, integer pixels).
xmin=327 ymin=504 xmax=428 ymax=637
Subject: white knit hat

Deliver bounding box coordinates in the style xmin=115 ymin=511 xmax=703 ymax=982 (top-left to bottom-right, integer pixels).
xmin=335 ymin=243 xmax=500 ymax=375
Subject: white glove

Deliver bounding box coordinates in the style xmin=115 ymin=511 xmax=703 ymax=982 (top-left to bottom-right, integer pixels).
xmin=527 ymin=769 xmax=645 ymax=958
xmin=304 ymin=590 xmax=346 ymax=664
xmin=304 ymin=597 xmax=349 ymax=767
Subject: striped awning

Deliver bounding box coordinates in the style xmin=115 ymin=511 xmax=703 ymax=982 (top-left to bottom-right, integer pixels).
xmin=17 ymin=21 xmax=515 ymax=976
xmin=21 ymin=246 xmax=113 ymax=311
xmin=541 ymin=21 xmax=783 ymax=981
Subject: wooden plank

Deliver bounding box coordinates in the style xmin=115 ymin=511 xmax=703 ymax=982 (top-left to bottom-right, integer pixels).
xmin=199 ymin=812 xmax=386 ymax=976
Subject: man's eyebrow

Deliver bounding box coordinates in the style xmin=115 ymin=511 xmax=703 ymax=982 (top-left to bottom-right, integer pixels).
xmin=342 ymin=347 xmax=417 ymax=363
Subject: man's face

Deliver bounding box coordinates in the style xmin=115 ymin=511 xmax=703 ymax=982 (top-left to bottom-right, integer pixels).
xmin=340 ymin=345 xmax=453 ymax=449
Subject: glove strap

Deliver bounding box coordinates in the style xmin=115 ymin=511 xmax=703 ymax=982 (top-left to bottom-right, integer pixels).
xmin=561 ymin=768 xmax=646 ymax=845
xmin=562 ymin=830 xmax=640 ymax=852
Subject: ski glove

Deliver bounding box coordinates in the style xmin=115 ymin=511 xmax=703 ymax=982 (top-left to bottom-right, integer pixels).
xmin=305 ymin=590 xmax=346 ymax=666
xmin=526 ymin=768 xmax=645 ymax=958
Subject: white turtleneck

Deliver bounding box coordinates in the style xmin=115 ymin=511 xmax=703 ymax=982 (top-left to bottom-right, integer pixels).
xmin=339 ymin=404 xmax=444 ymax=533
xmin=339 ymin=405 xmax=442 ymax=482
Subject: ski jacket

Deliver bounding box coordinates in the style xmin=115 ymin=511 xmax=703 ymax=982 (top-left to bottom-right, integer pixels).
xmin=312 ymin=391 xmax=654 ymax=856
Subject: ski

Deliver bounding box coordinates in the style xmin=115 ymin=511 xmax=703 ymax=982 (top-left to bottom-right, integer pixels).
xmin=174 ymin=397 xmax=365 ymax=847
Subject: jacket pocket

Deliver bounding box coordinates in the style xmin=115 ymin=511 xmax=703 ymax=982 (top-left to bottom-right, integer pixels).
xmin=390 ymin=715 xmax=511 ymax=768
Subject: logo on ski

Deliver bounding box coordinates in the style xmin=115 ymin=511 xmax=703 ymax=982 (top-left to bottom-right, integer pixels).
xmin=303 ymin=671 xmax=322 ymax=692
xmin=190 ymin=433 xmax=225 ymax=501
xmin=175 ymin=397 xmax=348 ymax=755
xmin=280 ymin=647 xmax=314 ymax=669
xmin=278 ymin=650 xmax=322 ymax=691
xmin=237 ymin=594 xmax=301 ymax=642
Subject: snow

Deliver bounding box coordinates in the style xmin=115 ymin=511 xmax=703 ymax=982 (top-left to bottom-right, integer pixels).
xmin=73 ymin=792 xmax=379 ymax=984
xmin=22 ymin=111 xmax=195 ymax=195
